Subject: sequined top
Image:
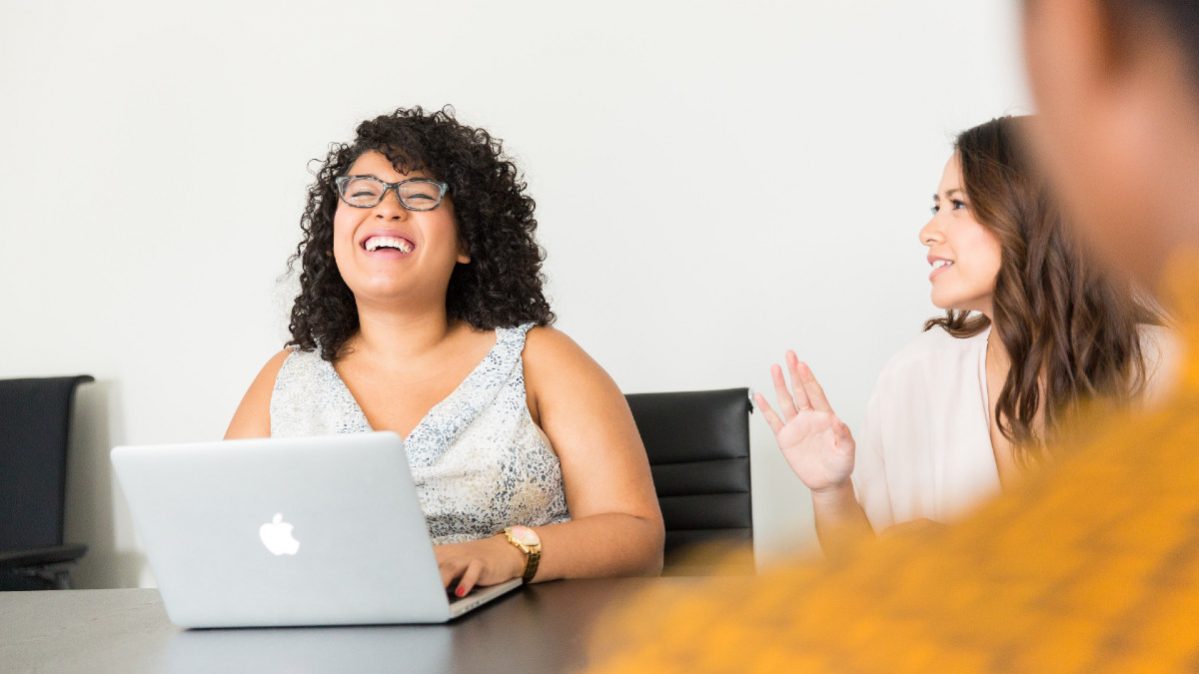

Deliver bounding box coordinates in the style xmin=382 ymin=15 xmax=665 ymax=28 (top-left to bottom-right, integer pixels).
xmin=269 ymin=323 xmax=570 ymax=545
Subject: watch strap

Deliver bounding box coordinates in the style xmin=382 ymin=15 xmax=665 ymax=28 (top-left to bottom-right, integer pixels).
xmin=521 ymin=545 xmax=540 ymax=583
xmin=504 ymin=526 xmax=542 ymax=583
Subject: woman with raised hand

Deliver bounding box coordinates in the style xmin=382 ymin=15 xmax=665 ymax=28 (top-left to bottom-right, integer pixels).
xmin=226 ymin=106 xmax=664 ymax=594
xmin=757 ymin=115 xmax=1174 ymax=556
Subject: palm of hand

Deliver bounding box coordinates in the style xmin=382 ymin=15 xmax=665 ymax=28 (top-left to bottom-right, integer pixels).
xmin=775 ymin=410 xmax=856 ymax=492
xmin=757 ymin=353 xmax=857 ymax=494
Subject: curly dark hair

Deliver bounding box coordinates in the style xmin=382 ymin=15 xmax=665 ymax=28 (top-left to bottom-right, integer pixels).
xmin=286 ymin=106 xmax=555 ymax=361
xmin=925 ymin=116 xmax=1160 ymax=463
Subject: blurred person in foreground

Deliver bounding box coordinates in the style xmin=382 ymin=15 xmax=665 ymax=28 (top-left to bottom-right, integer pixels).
xmin=587 ymin=0 xmax=1199 ymax=671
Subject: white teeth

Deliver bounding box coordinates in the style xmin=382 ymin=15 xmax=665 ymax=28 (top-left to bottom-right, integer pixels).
xmin=932 ymin=259 xmax=954 ymax=270
xmin=365 ymin=236 xmax=413 ymax=253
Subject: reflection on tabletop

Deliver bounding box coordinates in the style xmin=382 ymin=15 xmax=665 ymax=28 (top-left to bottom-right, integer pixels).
xmin=162 ymin=577 xmax=707 ymax=674
xmin=167 ymin=624 xmax=452 ymax=674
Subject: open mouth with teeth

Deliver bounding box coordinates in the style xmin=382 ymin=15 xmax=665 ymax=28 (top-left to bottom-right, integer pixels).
xmin=363 ymin=235 xmax=415 ymax=254
xmin=928 ymin=258 xmax=955 ymax=280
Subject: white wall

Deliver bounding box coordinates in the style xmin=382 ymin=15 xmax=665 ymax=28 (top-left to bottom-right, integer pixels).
xmin=0 ymin=0 xmax=1029 ymax=588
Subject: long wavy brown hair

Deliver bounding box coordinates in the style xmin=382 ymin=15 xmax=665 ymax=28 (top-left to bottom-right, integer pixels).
xmin=924 ymin=116 xmax=1159 ymax=462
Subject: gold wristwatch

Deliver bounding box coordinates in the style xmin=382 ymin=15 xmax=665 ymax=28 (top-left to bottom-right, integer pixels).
xmin=503 ymin=525 xmax=542 ymax=583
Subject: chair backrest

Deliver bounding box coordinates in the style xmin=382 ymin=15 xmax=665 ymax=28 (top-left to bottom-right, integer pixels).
xmin=625 ymin=388 xmax=752 ymax=574
xmin=0 ymin=376 xmax=94 ymax=552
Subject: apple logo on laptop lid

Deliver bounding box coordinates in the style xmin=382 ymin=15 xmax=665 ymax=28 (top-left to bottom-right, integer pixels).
xmin=259 ymin=513 xmax=300 ymax=556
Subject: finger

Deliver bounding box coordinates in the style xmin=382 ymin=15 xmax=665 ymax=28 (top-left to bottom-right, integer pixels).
xmin=770 ymin=363 xmax=799 ymax=421
xmin=796 ymin=360 xmax=834 ymax=413
xmin=455 ymin=560 xmax=484 ymax=597
xmin=439 ymin=559 xmax=464 ymax=589
xmin=785 ymin=351 xmax=814 ymax=411
xmin=754 ymin=393 xmax=784 ymax=434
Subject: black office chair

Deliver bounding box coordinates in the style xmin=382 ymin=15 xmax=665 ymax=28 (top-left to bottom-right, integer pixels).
xmin=626 ymin=387 xmax=753 ymax=575
xmin=0 ymin=375 xmax=93 ymax=590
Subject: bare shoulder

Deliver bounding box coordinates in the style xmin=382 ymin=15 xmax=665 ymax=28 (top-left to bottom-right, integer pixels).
xmin=523 ymin=326 xmax=625 ymax=419
xmin=524 ymin=325 xmax=593 ymax=364
xmin=523 ymin=326 xmax=611 ymax=384
xmin=255 ymin=348 xmax=295 ymax=387
xmin=224 ymin=348 xmax=294 ymax=440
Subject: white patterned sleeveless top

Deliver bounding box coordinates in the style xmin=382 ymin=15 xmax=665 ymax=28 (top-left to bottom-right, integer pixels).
xmin=269 ymin=323 xmax=570 ymax=544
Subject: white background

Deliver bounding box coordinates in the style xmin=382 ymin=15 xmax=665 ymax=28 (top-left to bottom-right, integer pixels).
xmin=0 ymin=0 xmax=1028 ymax=588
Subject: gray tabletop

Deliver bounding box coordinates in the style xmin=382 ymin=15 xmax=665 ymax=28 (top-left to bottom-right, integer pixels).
xmin=0 ymin=577 xmax=698 ymax=673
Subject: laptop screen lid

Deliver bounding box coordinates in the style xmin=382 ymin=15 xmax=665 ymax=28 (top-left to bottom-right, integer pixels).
xmin=111 ymin=432 xmax=514 ymax=627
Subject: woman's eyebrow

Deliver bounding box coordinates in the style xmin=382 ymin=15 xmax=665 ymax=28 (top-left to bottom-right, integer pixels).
xmin=933 ymin=188 xmax=965 ymax=203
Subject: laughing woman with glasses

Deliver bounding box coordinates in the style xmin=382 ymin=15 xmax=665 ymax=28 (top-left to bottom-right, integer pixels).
xmin=225 ymin=106 xmax=664 ymax=595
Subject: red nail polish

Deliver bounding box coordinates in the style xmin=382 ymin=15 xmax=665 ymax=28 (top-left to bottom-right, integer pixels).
xmin=455 ymin=586 xmax=466 ymax=597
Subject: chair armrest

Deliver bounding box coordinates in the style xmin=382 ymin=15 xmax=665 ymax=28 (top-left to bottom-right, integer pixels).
xmin=0 ymin=543 xmax=88 ymax=568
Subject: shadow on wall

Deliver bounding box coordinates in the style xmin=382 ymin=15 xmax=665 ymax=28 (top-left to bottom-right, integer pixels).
xmin=64 ymin=379 xmax=144 ymax=589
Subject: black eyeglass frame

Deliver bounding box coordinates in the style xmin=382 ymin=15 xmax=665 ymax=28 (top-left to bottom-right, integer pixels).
xmin=334 ymin=175 xmax=450 ymax=211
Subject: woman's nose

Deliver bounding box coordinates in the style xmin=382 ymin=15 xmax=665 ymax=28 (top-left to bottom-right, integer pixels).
xmin=918 ymin=214 xmax=943 ymax=246
xmin=373 ymin=188 xmax=407 ymax=219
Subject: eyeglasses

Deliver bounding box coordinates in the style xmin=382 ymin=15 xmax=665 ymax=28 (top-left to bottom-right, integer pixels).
xmin=334 ymin=175 xmax=449 ymax=211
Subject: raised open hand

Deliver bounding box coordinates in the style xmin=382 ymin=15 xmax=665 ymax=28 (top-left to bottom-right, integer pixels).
xmin=754 ymin=351 xmax=856 ymax=493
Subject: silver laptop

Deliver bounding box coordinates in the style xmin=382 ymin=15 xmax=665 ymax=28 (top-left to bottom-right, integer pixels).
xmin=111 ymin=432 xmax=521 ymax=628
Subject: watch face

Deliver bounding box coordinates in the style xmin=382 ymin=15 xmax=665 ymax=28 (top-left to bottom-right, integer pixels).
xmin=510 ymin=525 xmax=540 ymax=546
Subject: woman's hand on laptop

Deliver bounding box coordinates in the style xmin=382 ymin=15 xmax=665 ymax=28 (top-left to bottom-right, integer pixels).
xmin=435 ymin=535 xmax=526 ymax=597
